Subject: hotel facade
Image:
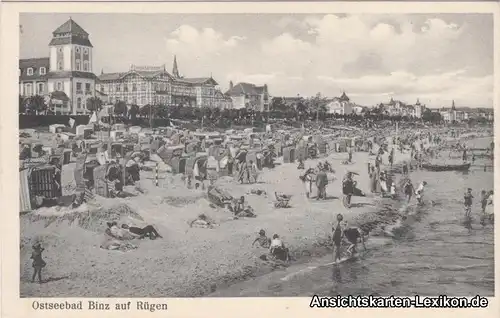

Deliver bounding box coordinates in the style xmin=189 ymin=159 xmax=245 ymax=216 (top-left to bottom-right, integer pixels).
xmin=97 ymin=57 xmax=233 ymax=109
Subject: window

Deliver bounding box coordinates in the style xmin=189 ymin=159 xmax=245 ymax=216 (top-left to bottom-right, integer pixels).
xmin=85 ymin=83 xmax=91 ymax=93
xmin=83 ymin=61 xmax=89 ymax=72
xmin=84 ymin=48 xmax=89 ymax=55
xmin=132 ymin=97 xmax=137 ymax=105
xmin=40 ymin=67 xmax=46 ymax=75
xmin=116 ymin=84 xmax=121 ymax=92
xmin=141 ymin=96 xmax=146 ymax=105
xmin=37 ymin=83 xmax=44 ymax=94
xmin=58 ymin=47 xmax=63 ymax=53
xmin=132 ymin=83 xmax=137 ymax=91
xmin=27 ymin=68 xmax=33 ymax=76
xmin=77 ymin=98 xmax=82 ymax=109
xmin=75 ymin=47 xmax=80 ymax=53
xmin=58 ymin=61 xmax=63 ymax=71
xmin=76 ymin=59 xmax=81 ymax=71
xmin=141 ymin=82 xmax=146 ymax=90
xmin=57 ymin=82 xmax=62 ymax=91
xmin=76 ymin=82 xmax=82 ymax=93
xmin=25 ymin=83 xmax=32 ymax=96
xmin=124 ymin=85 xmax=128 ymax=92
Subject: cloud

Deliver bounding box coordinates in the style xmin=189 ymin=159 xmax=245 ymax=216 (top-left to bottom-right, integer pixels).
xmin=165 ymin=25 xmax=246 ymax=55
xmin=255 ymin=14 xmax=491 ymax=106
xmin=316 ymin=71 xmax=492 ymax=106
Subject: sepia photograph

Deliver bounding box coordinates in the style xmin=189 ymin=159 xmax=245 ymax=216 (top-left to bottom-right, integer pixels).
xmin=15 ymin=9 xmax=494 ymax=299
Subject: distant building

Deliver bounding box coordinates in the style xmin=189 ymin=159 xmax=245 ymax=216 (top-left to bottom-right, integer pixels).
xmin=440 ymin=100 xmax=469 ymax=122
xmin=326 ymin=92 xmax=353 ymax=115
xmin=378 ymin=97 xmax=425 ymax=118
xmin=225 ymin=81 xmax=270 ymax=111
xmin=214 ymin=89 xmax=233 ymax=109
xmin=97 ymin=56 xmax=223 ymax=108
xmin=19 ymin=18 xmax=98 ymax=114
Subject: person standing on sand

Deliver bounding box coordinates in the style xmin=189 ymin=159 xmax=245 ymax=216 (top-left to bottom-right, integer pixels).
xmin=369 ymin=166 xmax=377 ymax=193
xmin=31 ymin=243 xmax=46 ymax=284
xmin=332 ymin=214 xmax=345 ymax=264
xmin=404 ymin=179 xmax=414 ymax=203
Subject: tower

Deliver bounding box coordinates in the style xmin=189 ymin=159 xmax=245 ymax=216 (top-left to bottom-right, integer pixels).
xmin=47 ymin=18 xmax=96 ymax=114
xmin=172 ymin=55 xmax=180 ymax=78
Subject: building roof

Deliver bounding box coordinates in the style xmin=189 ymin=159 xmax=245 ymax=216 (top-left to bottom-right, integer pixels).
xmin=98 ymin=70 xmax=174 ymax=82
xmin=47 ymin=71 xmax=97 ymax=80
xmin=50 ymin=91 xmax=70 ymax=101
xmin=49 ymin=36 xmax=93 ymax=47
xmin=53 ymin=18 xmax=89 ymax=36
xmin=225 ymin=82 xmax=267 ymax=96
xmin=19 ymin=57 xmax=50 ymax=81
xmin=50 ymin=18 xmax=92 ymax=47
xmin=339 ymin=91 xmax=350 ymax=102
xmin=177 ymin=77 xmax=218 ymax=85
xmin=97 ymin=70 xmax=218 ymax=86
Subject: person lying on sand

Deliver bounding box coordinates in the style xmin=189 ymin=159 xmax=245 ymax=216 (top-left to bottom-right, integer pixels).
xmin=190 ymin=214 xmax=216 ymax=229
xmin=252 ymin=229 xmax=271 ymax=248
xmin=121 ymin=224 xmax=162 ymax=240
xmin=269 ymin=234 xmax=290 ymax=262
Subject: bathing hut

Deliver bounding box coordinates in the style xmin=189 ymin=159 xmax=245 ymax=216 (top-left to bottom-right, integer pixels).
xmin=110 ymin=130 xmax=126 ymax=141
xmin=93 ymin=164 xmax=109 ymax=198
xmin=110 ymin=142 xmax=124 ymax=159
xmin=27 ymin=164 xmax=62 ymax=200
xmin=49 ymin=124 xmax=66 ymax=134
xmin=186 ymin=152 xmax=208 ymax=178
xmin=283 ymin=146 xmax=296 ymax=163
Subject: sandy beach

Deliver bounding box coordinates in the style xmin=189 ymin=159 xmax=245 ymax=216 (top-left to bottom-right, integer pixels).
xmin=20 ymin=143 xmax=412 ymax=297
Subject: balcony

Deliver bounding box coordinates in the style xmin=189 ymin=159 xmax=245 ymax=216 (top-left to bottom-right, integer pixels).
xmin=85 ymin=91 xmax=93 ymax=95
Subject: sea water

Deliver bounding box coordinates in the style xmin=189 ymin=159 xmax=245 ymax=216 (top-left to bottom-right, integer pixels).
xmin=212 ymin=137 xmax=495 ymax=297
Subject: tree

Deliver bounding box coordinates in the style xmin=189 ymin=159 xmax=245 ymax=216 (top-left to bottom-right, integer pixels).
xmin=129 ymin=104 xmax=140 ymax=121
xmin=86 ymin=96 xmax=103 ymax=113
xmin=422 ymin=109 xmax=442 ymax=124
xmin=29 ymin=95 xmax=47 ymax=115
xmin=114 ymin=101 xmax=128 ymax=117
xmin=19 ymin=95 xmax=26 ymax=114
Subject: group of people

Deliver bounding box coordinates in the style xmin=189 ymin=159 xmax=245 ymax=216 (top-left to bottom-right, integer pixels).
xmin=252 ymin=230 xmax=291 ymax=262
xmin=464 ymin=188 xmax=494 ymax=229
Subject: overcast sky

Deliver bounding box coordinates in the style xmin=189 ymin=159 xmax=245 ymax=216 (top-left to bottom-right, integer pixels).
xmin=20 ymin=13 xmax=493 ymax=108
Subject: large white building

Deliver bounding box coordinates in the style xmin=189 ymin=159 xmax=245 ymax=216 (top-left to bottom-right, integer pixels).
xmin=326 ymin=92 xmax=353 ymax=115
xmin=19 ymin=18 xmax=98 ymax=114
xmin=440 ymin=100 xmax=469 ymax=122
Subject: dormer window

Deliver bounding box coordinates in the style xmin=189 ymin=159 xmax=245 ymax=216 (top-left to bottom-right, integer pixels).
xmin=27 ymin=68 xmax=33 ymax=76
xmin=84 ymin=48 xmax=89 ymax=55
xmin=40 ymin=67 xmax=46 ymax=75
xmin=58 ymin=47 xmax=63 ymax=53
xmin=75 ymin=47 xmax=80 ymax=53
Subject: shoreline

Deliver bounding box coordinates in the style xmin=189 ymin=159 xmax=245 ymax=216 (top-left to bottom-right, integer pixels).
xmin=20 ymin=142 xmax=415 ymax=297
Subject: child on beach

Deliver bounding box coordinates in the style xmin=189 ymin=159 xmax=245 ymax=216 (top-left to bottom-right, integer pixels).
xmin=252 ymin=229 xmax=271 ymax=248
xmin=332 ymin=214 xmax=344 ymax=264
xmin=464 ymin=188 xmax=473 ymax=218
xmin=31 ymin=243 xmax=46 ymax=284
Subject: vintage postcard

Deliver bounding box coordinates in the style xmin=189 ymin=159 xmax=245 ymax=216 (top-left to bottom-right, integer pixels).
xmin=0 ymin=1 xmax=498 ymax=318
